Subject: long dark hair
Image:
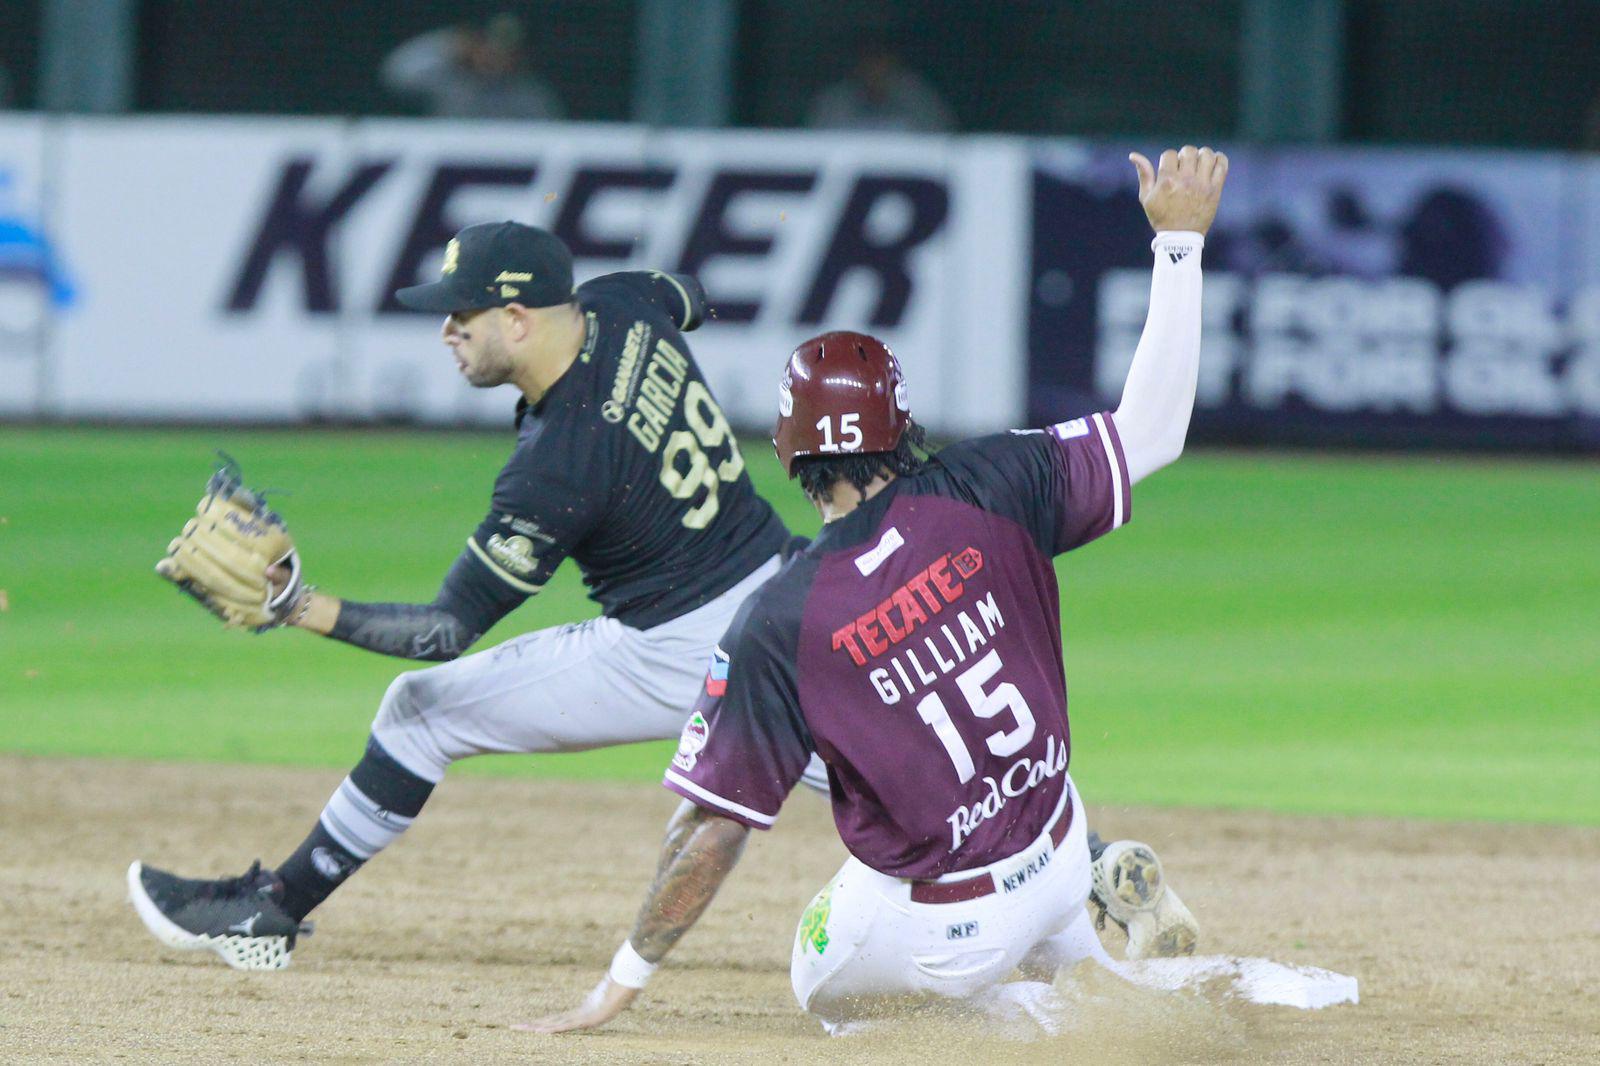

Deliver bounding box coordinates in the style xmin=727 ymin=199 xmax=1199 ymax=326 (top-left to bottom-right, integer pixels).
xmin=793 ymin=421 xmax=934 ymax=504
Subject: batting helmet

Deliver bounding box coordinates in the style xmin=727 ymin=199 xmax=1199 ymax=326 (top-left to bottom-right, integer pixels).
xmin=773 ymin=331 xmax=910 ymax=477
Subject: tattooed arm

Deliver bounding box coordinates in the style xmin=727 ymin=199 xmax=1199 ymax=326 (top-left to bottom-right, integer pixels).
xmin=515 ymin=801 xmax=750 ymax=1035
xmin=631 ymin=801 xmax=750 ymax=959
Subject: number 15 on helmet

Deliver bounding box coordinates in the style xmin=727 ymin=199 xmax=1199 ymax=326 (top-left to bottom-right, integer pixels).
xmin=773 ymin=331 xmax=911 ymax=477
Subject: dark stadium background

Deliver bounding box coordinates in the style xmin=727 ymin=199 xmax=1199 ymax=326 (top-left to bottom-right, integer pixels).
xmin=0 ymin=1 xmax=1593 ymax=149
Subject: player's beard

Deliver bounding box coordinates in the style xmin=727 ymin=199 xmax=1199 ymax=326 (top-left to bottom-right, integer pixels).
xmin=463 ymin=332 xmax=516 ymax=388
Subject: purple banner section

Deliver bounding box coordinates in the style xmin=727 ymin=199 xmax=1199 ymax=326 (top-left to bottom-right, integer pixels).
xmin=1029 ymin=145 xmax=1600 ymax=451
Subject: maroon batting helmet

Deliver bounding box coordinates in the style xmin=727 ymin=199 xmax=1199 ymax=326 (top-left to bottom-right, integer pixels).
xmin=773 ymin=330 xmax=910 ymax=477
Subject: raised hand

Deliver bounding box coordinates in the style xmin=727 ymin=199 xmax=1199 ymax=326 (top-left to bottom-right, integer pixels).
xmin=1128 ymin=145 xmax=1229 ymax=236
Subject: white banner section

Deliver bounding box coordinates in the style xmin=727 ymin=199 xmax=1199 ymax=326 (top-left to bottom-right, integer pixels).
xmin=2 ymin=117 xmax=1030 ymax=436
xmin=0 ymin=114 xmax=52 ymax=416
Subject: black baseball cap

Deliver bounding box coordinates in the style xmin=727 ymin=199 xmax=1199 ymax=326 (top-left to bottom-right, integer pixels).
xmin=394 ymin=221 xmax=574 ymax=313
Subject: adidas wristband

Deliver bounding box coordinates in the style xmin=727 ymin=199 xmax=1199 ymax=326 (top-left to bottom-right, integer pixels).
xmin=1151 ymin=231 xmax=1204 ymax=264
xmin=608 ymin=939 xmax=659 ymax=989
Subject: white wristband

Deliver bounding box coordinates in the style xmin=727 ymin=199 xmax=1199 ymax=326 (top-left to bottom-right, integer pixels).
xmin=1151 ymin=231 xmax=1204 ymax=263
xmin=607 ymin=939 xmax=659 ymax=989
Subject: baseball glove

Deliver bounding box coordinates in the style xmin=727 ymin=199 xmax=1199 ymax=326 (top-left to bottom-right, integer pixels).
xmin=155 ymin=456 xmax=304 ymax=632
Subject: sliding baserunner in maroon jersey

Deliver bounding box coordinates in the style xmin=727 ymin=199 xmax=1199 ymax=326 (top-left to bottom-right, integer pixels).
xmin=521 ymin=144 xmax=1228 ymax=1035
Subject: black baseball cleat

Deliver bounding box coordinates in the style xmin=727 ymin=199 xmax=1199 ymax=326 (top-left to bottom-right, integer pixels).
xmin=126 ymin=860 xmax=310 ymax=970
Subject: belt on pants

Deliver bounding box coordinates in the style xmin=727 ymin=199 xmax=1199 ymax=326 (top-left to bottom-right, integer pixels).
xmin=908 ymin=790 xmax=1073 ymax=905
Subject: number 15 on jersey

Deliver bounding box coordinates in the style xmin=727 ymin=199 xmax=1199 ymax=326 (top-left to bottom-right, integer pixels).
xmin=915 ymin=650 xmax=1036 ymax=783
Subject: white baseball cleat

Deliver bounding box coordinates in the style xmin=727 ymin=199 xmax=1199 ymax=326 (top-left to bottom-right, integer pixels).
xmin=1089 ymin=839 xmax=1199 ymax=959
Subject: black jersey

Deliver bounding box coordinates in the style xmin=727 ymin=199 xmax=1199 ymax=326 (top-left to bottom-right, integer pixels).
xmin=453 ymin=270 xmax=789 ymax=630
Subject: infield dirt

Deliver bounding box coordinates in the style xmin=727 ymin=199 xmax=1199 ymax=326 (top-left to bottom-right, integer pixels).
xmin=3 ymin=755 xmax=1596 ymax=1063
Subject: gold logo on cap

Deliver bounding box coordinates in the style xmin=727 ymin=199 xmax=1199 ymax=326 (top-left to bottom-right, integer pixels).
xmin=496 ymin=271 xmax=533 ymax=282
xmin=501 ymin=284 xmax=520 ymax=298
xmin=441 ymin=238 xmax=460 ymax=276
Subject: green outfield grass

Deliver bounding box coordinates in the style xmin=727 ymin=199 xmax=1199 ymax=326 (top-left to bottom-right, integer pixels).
xmin=2 ymin=426 xmax=1596 ymax=824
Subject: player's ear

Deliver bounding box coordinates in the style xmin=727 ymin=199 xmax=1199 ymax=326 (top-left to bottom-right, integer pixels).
xmin=500 ymin=302 xmax=530 ymax=341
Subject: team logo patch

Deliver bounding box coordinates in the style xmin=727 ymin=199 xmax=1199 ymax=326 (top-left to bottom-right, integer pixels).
xmin=673 ymin=711 xmax=710 ymax=772
xmin=485 ymin=533 xmax=536 ymax=577
xmin=704 ymin=645 xmax=730 ymax=697
xmin=799 ymin=885 xmax=833 ymax=955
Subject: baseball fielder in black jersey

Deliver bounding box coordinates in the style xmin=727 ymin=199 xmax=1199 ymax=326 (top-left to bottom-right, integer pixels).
xmin=127 ymin=221 xmax=804 ymax=971
xmin=523 ymin=145 xmax=1227 ymax=1035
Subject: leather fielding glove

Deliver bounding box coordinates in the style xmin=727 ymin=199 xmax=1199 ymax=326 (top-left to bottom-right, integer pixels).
xmin=155 ymin=457 xmax=303 ymax=632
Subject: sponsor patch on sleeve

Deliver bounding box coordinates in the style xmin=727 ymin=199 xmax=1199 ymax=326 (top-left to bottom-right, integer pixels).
xmin=673 ymin=711 xmax=711 ymax=772
xmin=485 ymin=533 xmax=536 ymax=576
xmin=704 ymin=645 xmax=730 ymax=697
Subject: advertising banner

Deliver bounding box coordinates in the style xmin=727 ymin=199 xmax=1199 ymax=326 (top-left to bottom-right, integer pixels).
xmin=9 ymin=117 xmax=1030 ymax=437
xmin=1029 ymin=144 xmax=1600 ymax=450
xmin=50 ymin=117 xmax=353 ymax=421
xmin=0 ymin=116 xmax=61 ymax=416
xmin=8 ymin=114 xmax=1599 ymax=452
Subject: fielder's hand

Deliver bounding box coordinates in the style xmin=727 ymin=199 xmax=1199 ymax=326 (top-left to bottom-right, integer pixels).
xmin=513 ymin=975 xmax=639 ymax=1034
xmin=1129 ymin=145 xmax=1228 ymax=236
xmin=155 ymin=457 xmax=306 ymax=632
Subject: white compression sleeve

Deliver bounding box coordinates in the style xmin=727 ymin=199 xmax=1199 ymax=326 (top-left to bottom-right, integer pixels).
xmin=1112 ymin=231 xmax=1205 ymax=485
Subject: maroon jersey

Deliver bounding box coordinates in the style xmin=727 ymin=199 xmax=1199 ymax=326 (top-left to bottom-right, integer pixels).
xmin=664 ymin=413 xmax=1131 ymax=879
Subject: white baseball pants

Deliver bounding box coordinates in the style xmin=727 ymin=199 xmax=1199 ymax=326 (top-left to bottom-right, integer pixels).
xmin=791 ymin=776 xmax=1098 ymax=1030
xmin=368 ymin=555 xmax=825 ymax=785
